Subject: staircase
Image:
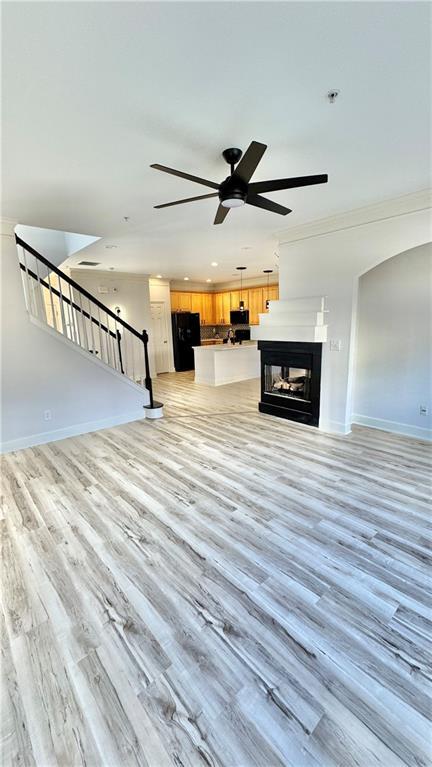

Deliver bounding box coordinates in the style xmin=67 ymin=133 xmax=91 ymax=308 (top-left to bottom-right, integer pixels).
xmin=15 ymin=235 xmax=162 ymax=417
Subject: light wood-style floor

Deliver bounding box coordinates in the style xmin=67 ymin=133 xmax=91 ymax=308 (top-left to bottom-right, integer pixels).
xmin=2 ymin=372 xmax=431 ymax=766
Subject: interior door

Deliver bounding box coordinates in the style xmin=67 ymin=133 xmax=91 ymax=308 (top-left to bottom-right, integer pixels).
xmin=151 ymin=301 xmax=170 ymax=373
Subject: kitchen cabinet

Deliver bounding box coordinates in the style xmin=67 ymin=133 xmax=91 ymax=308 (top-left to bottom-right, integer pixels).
xmin=201 ymin=293 xmax=215 ymax=324
xmin=171 ymin=291 xmax=214 ymax=324
xmin=230 ymin=290 xmax=249 ymax=310
xmin=248 ymin=287 xmax=264 ymax=325
xmin=171 ymin=291 xmax=192 ymax=312
xmin=170 ymin=284 xmax=278 ymax=325
xmin=190 ymin=292 xmax=203 ymax=316
xmin=214 ymin=292 xmax=231 ymax=324
xmin=170 ymin=291 xmax=180 ymax=312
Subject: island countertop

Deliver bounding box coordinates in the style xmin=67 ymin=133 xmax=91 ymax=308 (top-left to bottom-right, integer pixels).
xmin=192 ymin=341 xmax=257 ymax=351
xmin=193 ymin=342 xmax=260 ymax=385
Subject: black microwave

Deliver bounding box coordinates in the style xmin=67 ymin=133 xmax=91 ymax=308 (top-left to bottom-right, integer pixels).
xmin=230 ymin=309 xmax=249 ymax=325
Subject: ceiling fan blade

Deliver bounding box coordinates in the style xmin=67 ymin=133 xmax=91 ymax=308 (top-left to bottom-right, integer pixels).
xmin=154 ymin=193 xmax=218 ymax=209
xmin=232 ymin=141 xmax=267 ymax=184
xmin=213 ymin=204 xmax=230 ymax=225
xmin=248 ymin=174 xmax=328 ymax=195
xmin=150 ymin=164 xmax=219 ymax=190
xmin=246 ymin=194 xmax=292 ymax=216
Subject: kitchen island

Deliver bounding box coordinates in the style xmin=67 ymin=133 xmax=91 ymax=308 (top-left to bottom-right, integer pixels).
xmin=193 ymin=341 xmax=260 ymax=386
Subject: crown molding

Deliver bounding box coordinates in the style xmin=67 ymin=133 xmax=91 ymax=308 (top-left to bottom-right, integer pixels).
xmin=277 ymin=189 xmax=432 ymax=245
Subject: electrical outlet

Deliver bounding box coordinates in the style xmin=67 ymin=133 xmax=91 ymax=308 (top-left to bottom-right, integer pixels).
xmin=419 ymin=405 xmax=428 ymax=416
xmin=329 ymin=339 xmax=342 ymax=352
xmin=44 ymin=409 xmax=52 ymax=421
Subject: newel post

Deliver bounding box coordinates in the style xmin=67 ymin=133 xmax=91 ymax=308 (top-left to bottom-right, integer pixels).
xmin=142 ymin=329 xmax=154 ymax=408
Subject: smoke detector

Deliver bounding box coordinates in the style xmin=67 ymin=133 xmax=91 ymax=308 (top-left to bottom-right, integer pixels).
xmin=327 ymin=89 xmax=340 ymax=104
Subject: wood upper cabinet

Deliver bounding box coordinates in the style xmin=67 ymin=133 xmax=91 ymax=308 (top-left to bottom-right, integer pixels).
xmin=171 ymin=291 xmax=191 ymax=312
xmin=170 ymin=291 xmax=180 ymax=312
xmin=170 ymin=284 xmax=278 ymax=325
xmin=214 ymin=292 xmax=231 ymax=324
xmin=248 ymin=287 xmax=264 ymax=325
xmin=201 ymin=293 xmax=215 ymax=325
xmin=230 ymin=290 xmax=249 ymax=310
xmin=190 ymin=292 xmax=203 ymax=316
xmin=171 ymin=291 xmax=214 ymax=324
xmin=178 ymin=292 xmax=192 ymax=311
xmin=214 ymin=293 xmax=223 ymax=324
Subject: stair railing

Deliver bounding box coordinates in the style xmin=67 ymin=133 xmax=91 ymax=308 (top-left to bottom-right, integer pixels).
xmin=15 ymin=235 xmax=154 ymax=407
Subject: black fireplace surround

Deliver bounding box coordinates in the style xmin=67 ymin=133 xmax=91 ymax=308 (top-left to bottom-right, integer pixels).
xmin=258 ymin=341 xmax=322 ymax=426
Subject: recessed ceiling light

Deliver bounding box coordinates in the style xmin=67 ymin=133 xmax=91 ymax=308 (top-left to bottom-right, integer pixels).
xmin=206 ymin=278 xmax=212 ymax=283
xmin=156 ymin=274 xmax=162 ymax=279
xmin=184 ymin=277 xmax=189 ymax=281
xmin=211 ymin=262 xmax=218 ymax=267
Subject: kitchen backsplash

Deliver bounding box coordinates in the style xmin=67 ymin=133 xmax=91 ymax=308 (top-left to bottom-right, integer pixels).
xmin=200 ymin=324 xmax=250 ymax=340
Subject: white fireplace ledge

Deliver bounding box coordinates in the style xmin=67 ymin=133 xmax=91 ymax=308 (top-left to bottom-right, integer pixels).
xmin=258 ymin=311 xmax=326 ymax=327
xmin=268 ymin=297 xmax=327 ymax=313
xmin=251 ymin=325 xmax=327 ymax=343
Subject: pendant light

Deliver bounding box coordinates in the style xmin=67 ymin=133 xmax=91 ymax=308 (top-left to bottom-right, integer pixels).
xmin=263 ymin=269 xmax=273 ymax=310
xmin=236 ymin=266 xmax=247 ymax=310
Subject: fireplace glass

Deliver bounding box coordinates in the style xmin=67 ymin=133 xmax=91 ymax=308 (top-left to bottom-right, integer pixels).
xmin=264 ymin=365 xmax=311 ymax=403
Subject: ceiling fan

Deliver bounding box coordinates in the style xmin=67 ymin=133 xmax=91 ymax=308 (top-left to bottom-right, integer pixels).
xmin=150 ymin=141 xmax=328 ymax=225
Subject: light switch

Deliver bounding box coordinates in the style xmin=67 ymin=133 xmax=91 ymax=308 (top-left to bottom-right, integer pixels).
xmin=330 ymin=339 xmax=342 ymax=352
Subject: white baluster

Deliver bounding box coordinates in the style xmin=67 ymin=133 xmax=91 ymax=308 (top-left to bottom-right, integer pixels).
xmin=89 ymin=300 xmax=96 ymax=356
xmin=79 ymin=292 xmax=89 ymax=352
xmin=97 ymin=306 xmax=104 ymax=363
xmin=57 ymin=274 xmax=68 ymax=338
xmin=46 ymin=271 xmax=57 ymax=331
xmin=21 ymin=247 xmax=37 ymax=317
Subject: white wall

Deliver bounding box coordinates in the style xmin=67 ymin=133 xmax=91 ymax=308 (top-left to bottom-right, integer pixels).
xmin=1 ymin=222 xmax=148 ymax=453
xmin=353 ymin=243 xmax=432 ymax=439
xmin=16 ymin=224 xmax=99 ymax=266
xmin=70 ymin=268 xmax=156 ymax=376
xmin=277 ymin=192 xmax=431 ymax=433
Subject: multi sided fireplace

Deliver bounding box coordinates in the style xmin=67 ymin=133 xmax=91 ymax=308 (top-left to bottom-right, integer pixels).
xmin=258 ymin=340 xmax=322 ymax=426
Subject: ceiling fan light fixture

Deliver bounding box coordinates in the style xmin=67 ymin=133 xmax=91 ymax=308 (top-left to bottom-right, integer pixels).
xmin=221 ymin=197 xmax=245 ymax=209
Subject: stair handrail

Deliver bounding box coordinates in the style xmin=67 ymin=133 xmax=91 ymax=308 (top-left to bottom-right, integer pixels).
xmin=18 ymin=263 xmax=118 ymax=339
xmin=16 ymin=234 xmax=155 ymax=407
xmin=15 ymin=235 xmax=143 ymax=341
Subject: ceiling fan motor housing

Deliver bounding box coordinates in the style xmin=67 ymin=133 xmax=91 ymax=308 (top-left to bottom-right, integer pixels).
xmin=218 ymin=175 xmax=248 ymax=207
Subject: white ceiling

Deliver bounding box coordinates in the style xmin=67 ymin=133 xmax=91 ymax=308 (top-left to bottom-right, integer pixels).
xmin=3 ymin=1 xmax=431 ymax=283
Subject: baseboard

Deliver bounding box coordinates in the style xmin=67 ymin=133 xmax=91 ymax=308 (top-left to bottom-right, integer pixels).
xmin=194 ymin=375 xmax=260 ymax=387
xmin=0 ymin=410 xmax=146 ymax=454
xmin=352 ymin=413 xmax=432 ymax=441
xmin=319 ymin=419 xmax=352 ymax=435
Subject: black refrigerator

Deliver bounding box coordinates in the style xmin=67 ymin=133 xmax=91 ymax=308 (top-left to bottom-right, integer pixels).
xmin=171 ymin=312 xmax=201 ymax=371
